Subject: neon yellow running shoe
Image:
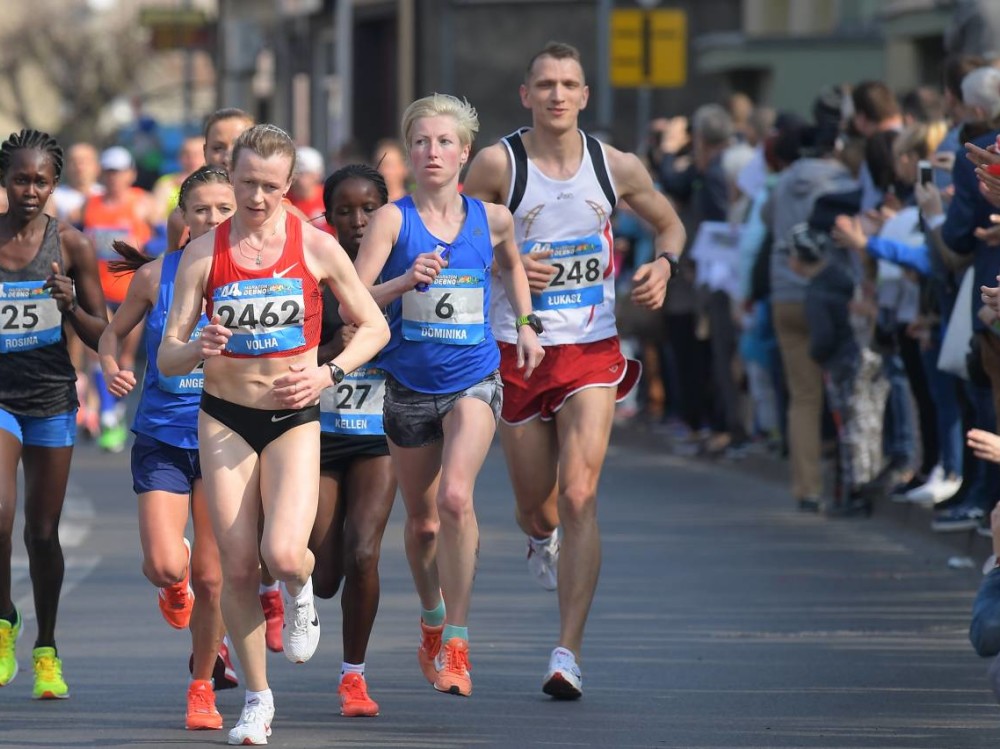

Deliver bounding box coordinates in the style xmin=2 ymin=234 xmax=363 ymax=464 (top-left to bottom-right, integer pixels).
xmin=32 ymin=647 xmax=68 ymax=700
xmin=0 ymin=608 xmax=21 ymax=686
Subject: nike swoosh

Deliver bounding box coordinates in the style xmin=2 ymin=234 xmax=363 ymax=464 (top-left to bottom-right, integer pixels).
xmin=311 ymin=616 xmax=319 ymax=626
xmin=271 ymin=412 xmax=296 ymax=423
xmin=273 ymin=263 xmax=298 ymax=278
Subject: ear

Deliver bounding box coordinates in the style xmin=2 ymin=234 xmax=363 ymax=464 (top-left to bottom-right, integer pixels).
xmin=519 ymin=83 xmax=530 ymax=110
xmin=580 ymin=84 xmax=590 ymax=111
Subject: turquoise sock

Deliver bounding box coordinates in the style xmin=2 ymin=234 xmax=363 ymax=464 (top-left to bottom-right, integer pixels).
xmin=442 ymin=624 xmax=468 ymax=644
xmin=421 ymin=598 xmax=446 ymax=627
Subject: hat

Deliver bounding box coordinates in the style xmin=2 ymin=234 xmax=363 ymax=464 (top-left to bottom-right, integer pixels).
xmin=295 ymin=146 xmax=324 ymax=176
xmin=100 ymin=146 xmax=134 ymax=171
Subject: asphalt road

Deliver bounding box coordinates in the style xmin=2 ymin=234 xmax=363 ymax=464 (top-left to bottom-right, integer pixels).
xmin=2 ymin=429 xmax=997 ymax=748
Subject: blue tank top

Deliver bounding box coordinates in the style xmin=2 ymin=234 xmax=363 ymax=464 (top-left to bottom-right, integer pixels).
xmin=378 ymin=195 xmax=499 ymax=394
xmin=132 ymin=250 xmax=207 ymax=448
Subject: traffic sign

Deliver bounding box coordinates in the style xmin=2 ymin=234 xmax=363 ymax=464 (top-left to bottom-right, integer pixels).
xmin=610 ymin=8 xmax=686 ymax=88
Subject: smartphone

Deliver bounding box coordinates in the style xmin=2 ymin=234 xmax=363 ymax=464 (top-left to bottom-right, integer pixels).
xmin=918 ymin=159 xmax=933 ymax=185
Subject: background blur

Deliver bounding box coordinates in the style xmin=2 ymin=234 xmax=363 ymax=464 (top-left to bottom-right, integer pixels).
xmin=0 ymin=0 xmax=996 ymax=166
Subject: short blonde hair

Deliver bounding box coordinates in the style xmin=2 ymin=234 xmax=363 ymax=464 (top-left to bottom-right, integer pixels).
xmin=231 ymin=124 xmax=297 ymax=179
xmin=400 ymin=94 xmax=479 ymax=153
xmin=893 ymin=121 xmax=948 ymax=160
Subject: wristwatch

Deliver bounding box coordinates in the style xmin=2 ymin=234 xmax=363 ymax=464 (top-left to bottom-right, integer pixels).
xmin=327 ymin=362 xmax=346 ymax=385
xmin=516 ymin=313 xmax=544 ymax=335
xmin=656 ymin=253 xmax=680 ymax=278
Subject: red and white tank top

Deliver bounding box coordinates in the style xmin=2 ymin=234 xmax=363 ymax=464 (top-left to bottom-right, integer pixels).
xmin=490 ymin=128 xmax=618 ymax=346
xmin=205 ymin=213 xmax=322 ymax=358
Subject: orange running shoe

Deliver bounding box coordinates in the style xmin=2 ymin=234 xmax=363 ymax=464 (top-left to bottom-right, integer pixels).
xmin=260 ymin=588 xmax=284 ymax=653
xmin=158 ymin=539 xmax=194 ymax=630
xmin=338 ymin=672 xmax=379 ymax=717
xmin=433 ymin=638 xmax=472 ymax=697
xmin=186 ymin=679 xmax=223 ymax=730
xmin=417 ymin=620 xmax=443 ymax=685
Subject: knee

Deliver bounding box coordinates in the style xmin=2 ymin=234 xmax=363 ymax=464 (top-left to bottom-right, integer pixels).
xmin=560 ymin=483 xmax=597 ymax=524
xmin=437 ymin=486 xmax=473 ymax=526
xmin=406 ymin=515 xmax=439 ymax=547
xmin=260 ymin=544 xmax=305 ymax=582
xmin=190 ymin=561 xmax=223 ymax=603
xmin=23 ymin=524 xmax=60 ymax=553
xmin=143 ymin=558 xmax=185 ymax=588
xmin=344 ymin=540 xmax=381 ymax=578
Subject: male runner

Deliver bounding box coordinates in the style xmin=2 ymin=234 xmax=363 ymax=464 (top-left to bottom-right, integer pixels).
xmin=464 ymin=41 xmax=685 ymax=699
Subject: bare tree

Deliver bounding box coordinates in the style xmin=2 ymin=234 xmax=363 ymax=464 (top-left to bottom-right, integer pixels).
xmin=0 ymin=1 xmax=152 ymax=143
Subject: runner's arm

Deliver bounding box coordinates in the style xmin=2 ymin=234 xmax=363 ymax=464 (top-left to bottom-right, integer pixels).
xmin=462 ymin=144 xmax=510 ymax=205
xmin=608 ymin=148 xmax=686 ymax=309
xmin=98 ymin=260 xmax=158 ymax=395
xmin=159 ymin=235 xmax=217 ymax=375
xmin=57 ymin=226 xmax=109 ymax=351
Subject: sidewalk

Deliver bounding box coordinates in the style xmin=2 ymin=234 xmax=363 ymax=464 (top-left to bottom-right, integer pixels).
xmin=612 ymin=419 xmax=993 ymax=564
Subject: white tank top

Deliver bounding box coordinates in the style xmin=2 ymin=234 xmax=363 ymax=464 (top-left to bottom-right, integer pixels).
xmin=490 ymin=128 xmax=618 ymax=345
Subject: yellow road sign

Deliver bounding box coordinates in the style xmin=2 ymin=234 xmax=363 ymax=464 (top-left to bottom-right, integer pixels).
xmin=610 ymin=8 xmax=686 ymax=88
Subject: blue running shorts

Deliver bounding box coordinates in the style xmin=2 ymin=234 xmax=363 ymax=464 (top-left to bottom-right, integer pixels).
xmin=0 ymin=407 xmax=77 ymax=448
xmin=131 ymin=432 xmax=201 ymax=495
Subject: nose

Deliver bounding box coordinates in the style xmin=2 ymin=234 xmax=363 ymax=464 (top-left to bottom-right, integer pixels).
xmin=350 ymin=208 xmax=367 ymax=228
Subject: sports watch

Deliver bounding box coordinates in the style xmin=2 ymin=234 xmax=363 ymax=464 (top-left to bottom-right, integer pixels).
xmin=327 ymin=362 xmax=346 ymax=385
xmin=516 ymin=313 xmax=544 ymax=335
xmin=656 ymin=253 xmax=680 ymax=278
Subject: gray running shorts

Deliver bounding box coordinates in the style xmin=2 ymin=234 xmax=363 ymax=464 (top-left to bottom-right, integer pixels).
xmin=384 ymin=370 xmax=502 ymax=448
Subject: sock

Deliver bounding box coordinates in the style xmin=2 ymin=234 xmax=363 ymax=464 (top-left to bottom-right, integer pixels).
xmin=259 ymin=581 xmax=279 ymax=595
xmin=287 ymin=576 xmax=313 ymax=604
xmin=0 ymin=606 xmax=17 ymax=625
xmin=246 ymin=688 xmax=273 ymax=707
xmin=442 ymin=624 xmax=467 ymax=644
xmin=421 ymin=597 xmax=446 ymax=627
xmin=341 ymin=662 xmax=365 ymax=678
xmin=529 ymin=534 xmax=554 ymax=548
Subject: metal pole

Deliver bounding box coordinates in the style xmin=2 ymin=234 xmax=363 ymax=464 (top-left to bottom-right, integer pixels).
xmin=597 ymin=0 xmax=613 ymax=128
xmin=334 ymin=0 xmax=354 ymax=149
xmin=183 ymin=0 xmax=193 ymax=130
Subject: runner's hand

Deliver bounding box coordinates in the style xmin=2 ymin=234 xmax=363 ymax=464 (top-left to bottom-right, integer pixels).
xmin=630 ymin=257 xmax=669 ymax=310
xmin=523 ymin=248 xmax=557 ymax=294
xmin=408 ymin=250 xmax=448 ymax=289
xmin=44 ymin=261 xmax=76 ymax=313
xmin=107 ymin=369 xmax=136 ymax=398
xmin=516 ymin=325 xmax=545 ymax=380
xmin=982 ymin=277 xmax=1000 ymax=313
xmin=200 ymin=315 xmax=231 ymax=358
xmin=273 ymin=363 xmax=327 ymax=408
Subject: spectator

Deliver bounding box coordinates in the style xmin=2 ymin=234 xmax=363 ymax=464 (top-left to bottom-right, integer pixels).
xmin=372 ymin=138 xmax=409 ymax=201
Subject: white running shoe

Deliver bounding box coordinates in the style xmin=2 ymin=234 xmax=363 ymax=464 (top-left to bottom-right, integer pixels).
xmin=527 ymin=531 xmax=559 ymax=591
xmin=542 ymin=646 xmax=582 ymax=700
xmin=227 ymin=698 xmax=274 ymax=745
xmin=282 ymin=579 xmax=320 ymax=664
xmin=905 ymin=466 xmax=962 ymax=506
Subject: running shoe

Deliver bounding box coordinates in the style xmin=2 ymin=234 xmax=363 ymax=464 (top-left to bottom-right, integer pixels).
xmin=542 ymin=646 xmax=582 ymax=700
xmin=0 ymin=608 xmax=21 ymax=686
xmin=281 ymin=582 xmax=320 ymax=663
xmin=259 ymin=589 xmax=284 ymax=653
xmin=417 ymin=620 xmax=443 ymax=684
xmin=188 ymin=636 xmax=239 ymax=691
xmin=158 ymin=538 xmax=194 ymax=630
xmin=227 ymin=697 xmax=274 ymax=745
xmin=338 ymin=672 xmax=379 ymax=717
xmin=32 ymin=647 xmax=68 ymax=700
xmin=97 ymin=423 xmax=128 ymax=453
xmin=433 ymin=638 xmax=472 ymax=697
xmin=186 ymin=679 xmax=223 ymax=730
xmin=527 ymin=530 xmax=560 ymax=591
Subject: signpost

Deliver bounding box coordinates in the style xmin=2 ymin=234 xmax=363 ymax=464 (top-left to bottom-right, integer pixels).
xmin=609 ymin=4 xmax=686 ymax=150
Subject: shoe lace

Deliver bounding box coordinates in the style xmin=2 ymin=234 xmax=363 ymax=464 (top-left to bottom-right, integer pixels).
xmin=341 ymin=674 xmax=369 ymax=702
xmin=162 ymin=581 xmax=189 ymax=609
xmin=239 ymin=703 xmax=268 ymax=729
xmin=189 ymin=684 xmax=214 ymax=713
xmin=421 ymin=626 xmax=441 ymax=654
xmin=35 ymin=654 xmax=61 ymax=683
xmin=292 ymin=600 xmax=313 ymax=631
xmin=443 ymin=642 xmax=470 ymax=674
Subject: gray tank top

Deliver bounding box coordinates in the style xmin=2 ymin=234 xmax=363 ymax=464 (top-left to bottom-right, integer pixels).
xmin=0 ymin=217 xmax=78 ymax=416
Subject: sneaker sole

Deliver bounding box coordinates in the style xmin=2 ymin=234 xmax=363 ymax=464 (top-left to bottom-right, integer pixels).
xmin=433 ymin=681 xmax=471 ymax=697
xmin=341 ymin=705 xmax=380 ymax=717
xmin=187 ymin=718 xmax=224 ymax=730
xmin=34 ymin=690 xmax=69 ymax=700
xmin=542 ymin=672 xmax=581 ymax=700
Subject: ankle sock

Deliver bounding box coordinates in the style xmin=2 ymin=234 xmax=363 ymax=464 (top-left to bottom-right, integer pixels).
xmin=246 ymin=688 xmax=273 ymax=707
xmin=259 ymin=581 xmax=279 ymax=595
xmin=442 ymin=624 xmax=467 ymax=644
xmin=421 ymin=597 xmax=446 ymax=627
xmin=341 ymin=662 xmax=365 ymax=678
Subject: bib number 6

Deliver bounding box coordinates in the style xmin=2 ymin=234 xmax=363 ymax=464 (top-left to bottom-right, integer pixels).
xmin=435 ymin=293 xmax=454 ymax=320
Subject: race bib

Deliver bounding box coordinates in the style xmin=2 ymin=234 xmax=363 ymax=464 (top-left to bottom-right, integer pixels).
xmin=401 ymin=269 xmax=485 ymax=345
xmin=88 ymin=226 xmax=131 ymax=262
xmin=0 ymin=281 xmax=62 ymax=353
xmin=213 ymin=279 xmax=306 ymax=355
xmin=527 ymin=236 xmax=605 ymax=311
xmin=320 ymin=365 xmax=386 ymax=436
xmin=157 ymin=318 xmax=207 ymax=394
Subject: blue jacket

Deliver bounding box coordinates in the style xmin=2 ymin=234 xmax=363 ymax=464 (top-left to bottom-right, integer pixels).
xmin=941 ymin=129 xmax=1000 ymax=332
xmin=865 ymin=236 xmax=932 ymax=276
